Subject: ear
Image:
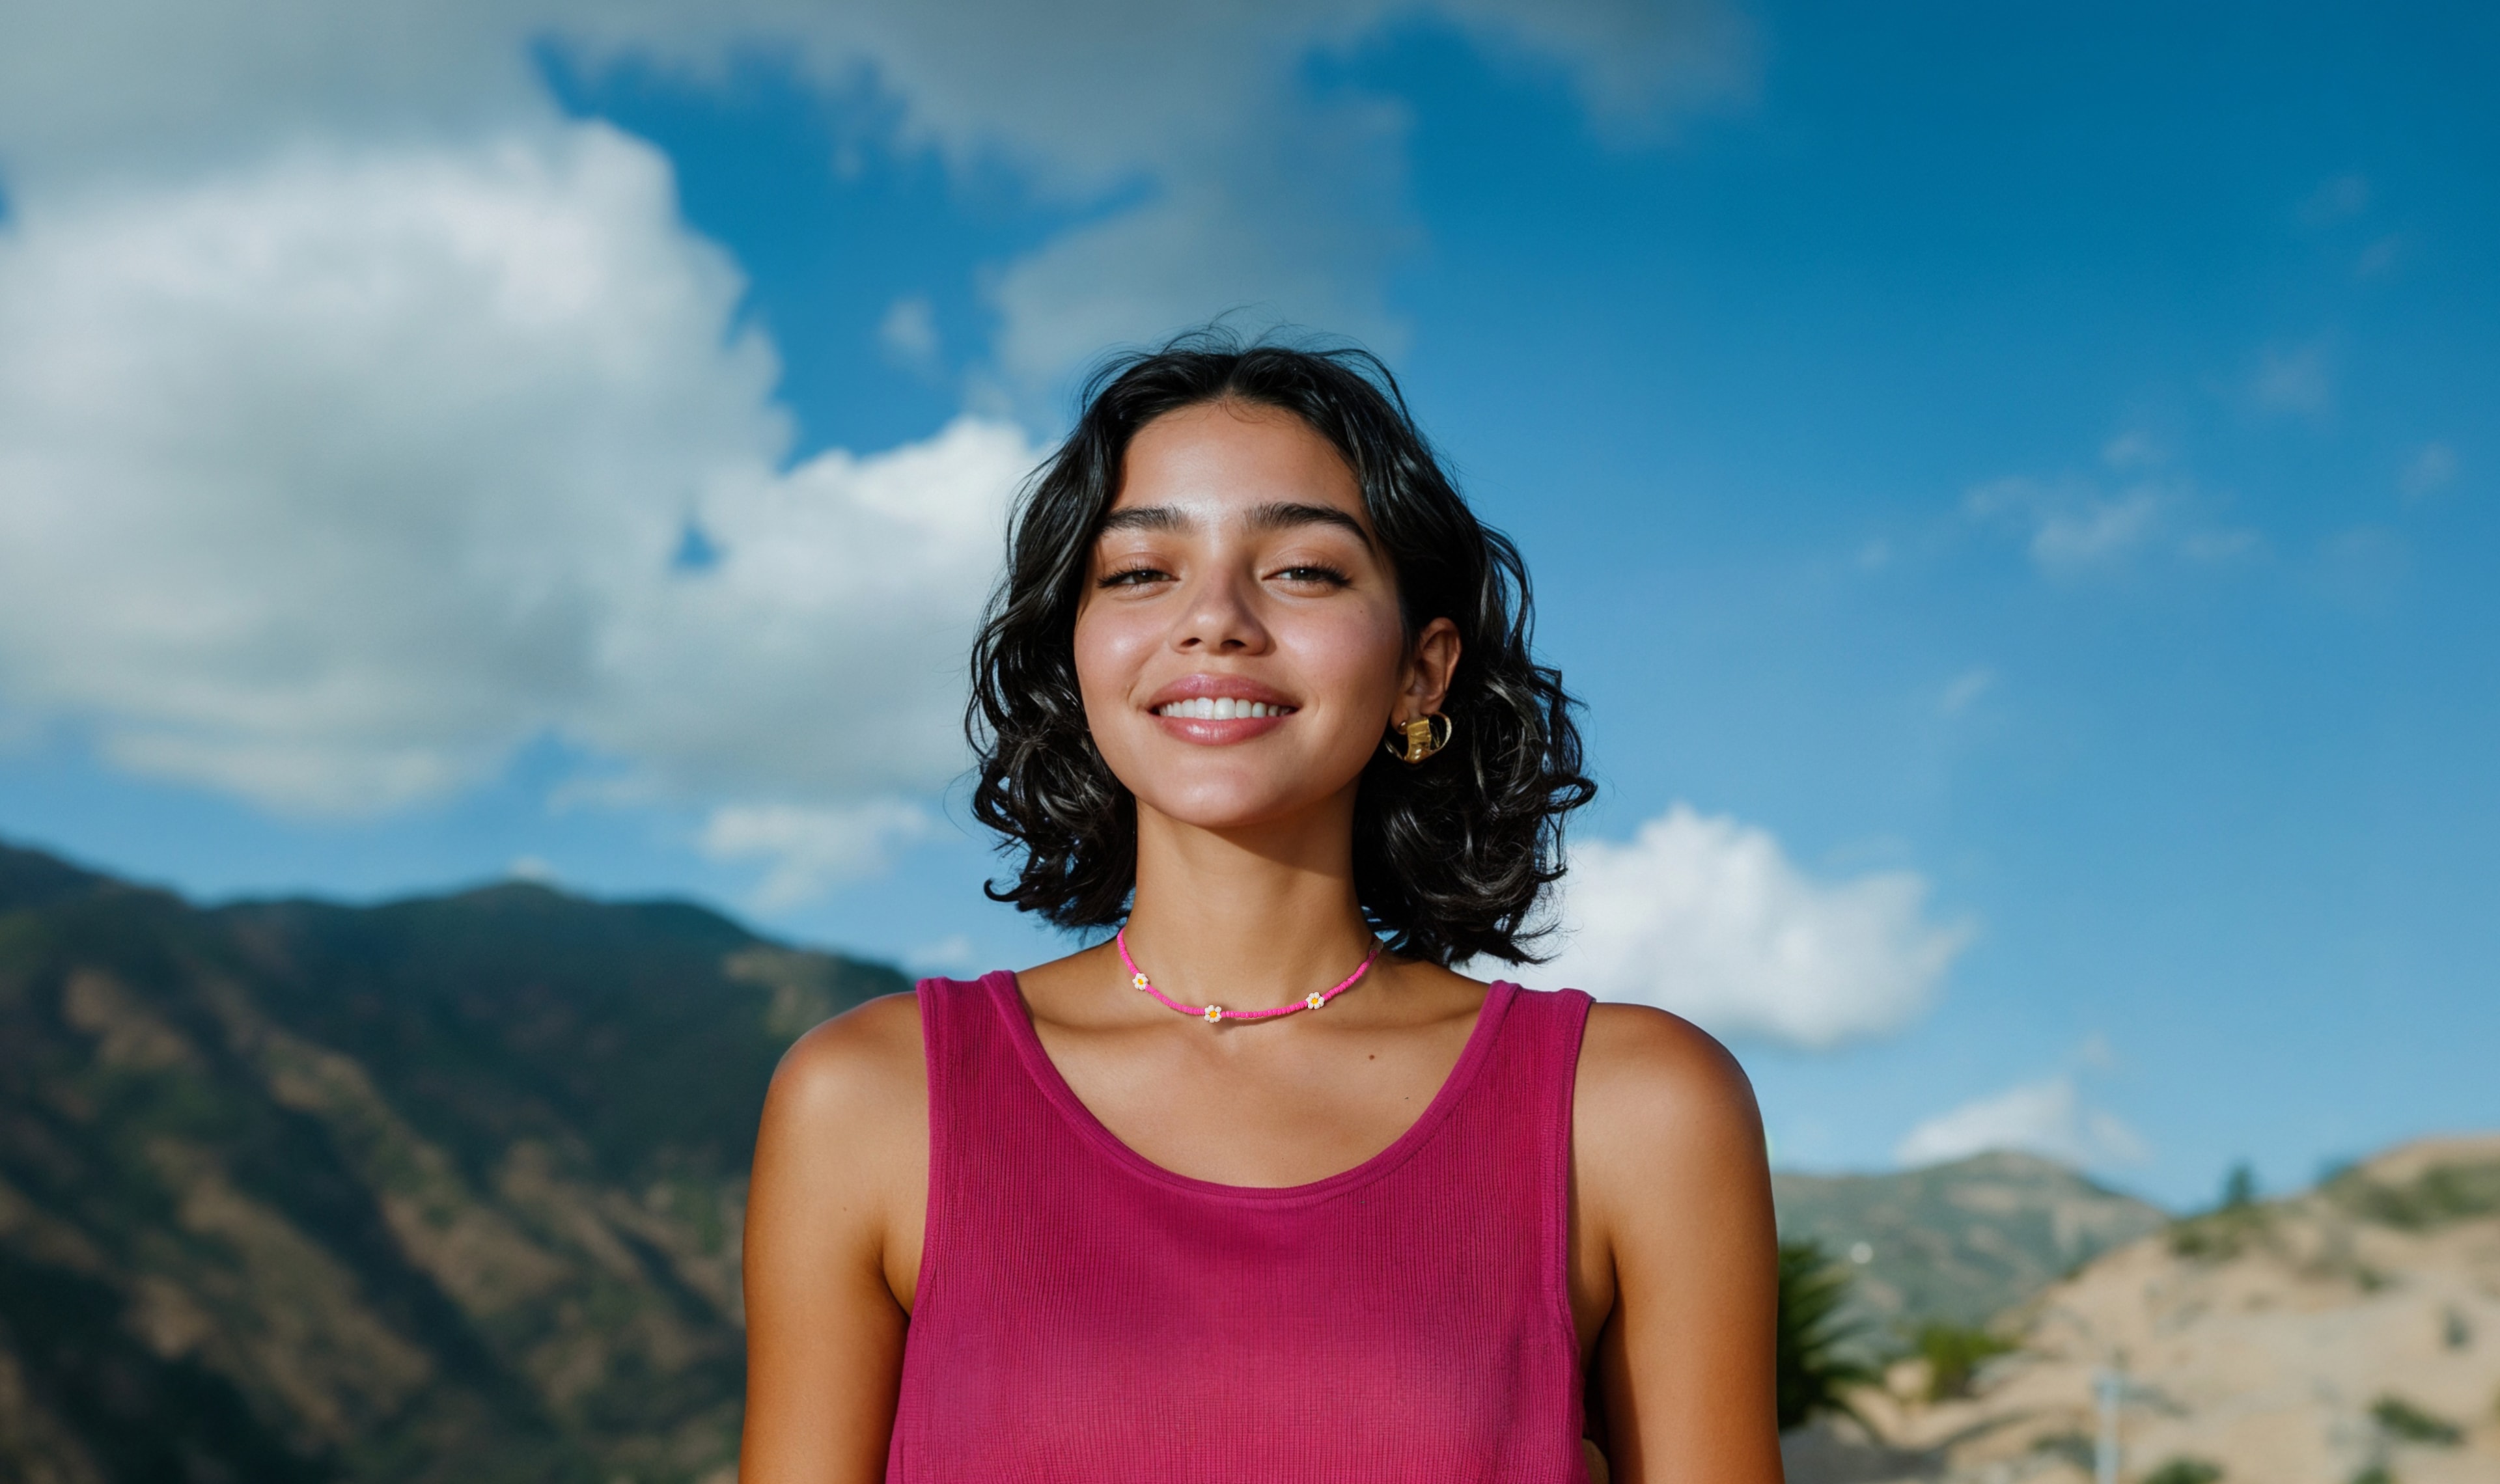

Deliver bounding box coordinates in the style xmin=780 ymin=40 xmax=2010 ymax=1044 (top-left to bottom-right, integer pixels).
xmin=1396 ymin=617 xmax=1462 ymax=723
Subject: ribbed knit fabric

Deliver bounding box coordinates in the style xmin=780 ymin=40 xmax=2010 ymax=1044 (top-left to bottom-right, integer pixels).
xmin=887 ymin=972 xmax=1594 ymax=1483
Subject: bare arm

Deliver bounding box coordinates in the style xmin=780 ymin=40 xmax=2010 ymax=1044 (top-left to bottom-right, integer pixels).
xmin=1573 ymin=1004 xmax=1783 ymax=1484
xmin=740 ymin=993 xmax=928 ymax=1483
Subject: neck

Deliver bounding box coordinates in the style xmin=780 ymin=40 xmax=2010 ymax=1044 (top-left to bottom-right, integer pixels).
xmin=1119 ymin=790 xmax=1378 ymax=1007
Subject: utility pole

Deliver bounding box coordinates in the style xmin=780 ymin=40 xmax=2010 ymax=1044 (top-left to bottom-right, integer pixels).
xmin=2093 ymin=1361 xmax=2126 ymax=1484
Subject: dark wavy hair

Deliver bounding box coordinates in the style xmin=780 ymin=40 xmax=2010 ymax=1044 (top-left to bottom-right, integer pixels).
xmin=965 ymin=329 xmax=1594 ymax=966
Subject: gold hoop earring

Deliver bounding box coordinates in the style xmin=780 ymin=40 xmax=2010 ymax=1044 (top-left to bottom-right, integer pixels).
xmin=1384 ymin=713 xmax=1454 ymax=765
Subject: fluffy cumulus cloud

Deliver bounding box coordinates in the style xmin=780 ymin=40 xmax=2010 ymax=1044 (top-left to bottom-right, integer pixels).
xmin=0 ymin=0 xmax=1747 ymax=896
xmin=699 ymin=800 xmax=937 ymax=910
xmin=0 ymin=0 xmax=1751 ymax=390
xmin=1893 ymin=1075 xmax=2149 ymax=1170
xmin=1542 ymin=804 xmax=1973 ymax=1050
xmin=622 ymin=0 xmax=1749 ymax=379
xmin=0 ymin=124 xmax=1039 ymax=819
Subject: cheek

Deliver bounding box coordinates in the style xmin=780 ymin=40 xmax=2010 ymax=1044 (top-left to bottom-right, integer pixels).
xmin=1070 ymin=601 xmax=1152 ymax=713
xmin=1290 ymin=603 xmax=1413 ymax=712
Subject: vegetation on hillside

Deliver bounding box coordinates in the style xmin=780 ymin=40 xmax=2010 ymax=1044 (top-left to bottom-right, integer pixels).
xmin=0 ymin=842 xmax=905 ymax=1484
xmin=2170 ymin=1159 xmax=2275 ymax=1261
xmin=1910 ymin=1321 xmax=2016 ymax=1401
xmin=2139 ymin=1456 xmax=2225 ymax=1484
xmin=2368 ymin=1394 xmax=2463 ymax=1447
xmin=2330 ymin=1159 xmax=2500 ymax=1231
xmin=1775 ymin=1240 xmax=1880 ymax=1432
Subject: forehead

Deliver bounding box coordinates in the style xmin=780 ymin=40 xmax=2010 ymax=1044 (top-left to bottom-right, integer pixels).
xmin=1111 ymin=401 xmax=1366 ymax=523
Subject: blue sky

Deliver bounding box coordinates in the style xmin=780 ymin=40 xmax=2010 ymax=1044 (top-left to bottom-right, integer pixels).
xmin=0 ymin=3 xmax=2491 ymax=1207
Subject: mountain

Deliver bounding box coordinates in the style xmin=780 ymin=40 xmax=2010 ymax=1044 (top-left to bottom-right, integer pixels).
xmin=0 ymin=836 xmax=2229 ymax=1482
xmin=0 ymin=840 xmax=906 ymax=1484
xmin=1773 ymin=1151 xmax=2171 ymax=1340
xmin=1790 ymin=1134 xmax=2500 ymax=1484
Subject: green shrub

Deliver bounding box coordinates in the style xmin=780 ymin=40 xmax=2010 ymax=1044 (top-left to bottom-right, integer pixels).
xmin=2167 ymin=1203 xmax=2268 ymax=1260
xmin=1775 ymin=1241 xmax=1880 ymax=1432
xmin=2141 ymin=1456 xmax=2223 ymax=1484
xmin=1912 ymin=1321 xmax=2016 ymax=1401
xmin=2029 ymin=1431 xmax=2095 ymax=1470
xmin=2370 ymin=1395 xmax=2462 ymax=1447
xmin=2169 ymin=1159 xmax=2283 ymax=1259
xmin=2328 ymin=1160 xmax=2500 ymax=1231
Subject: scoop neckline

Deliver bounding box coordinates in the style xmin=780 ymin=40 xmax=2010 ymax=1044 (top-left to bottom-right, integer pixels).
xmin=981 ymin=969 xmax=1518 ymax=1205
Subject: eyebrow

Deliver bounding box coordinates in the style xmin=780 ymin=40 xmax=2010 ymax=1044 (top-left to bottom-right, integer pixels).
xmin=1098 ymin=504 xmax=1188 ymax=534
xmin=1246 ymin=501 xmax=1372 ymax=546
xmin=1097 ymin=501 xmax=1372 ymax=547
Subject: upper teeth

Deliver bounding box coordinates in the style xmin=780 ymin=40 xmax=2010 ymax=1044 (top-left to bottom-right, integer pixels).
xmin=1156 ymin=697 xmax=1284 ymax=720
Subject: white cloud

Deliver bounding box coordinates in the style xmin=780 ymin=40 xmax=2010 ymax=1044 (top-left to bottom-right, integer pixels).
xmin=1966 ymin=471 xmax=2259 ymax=576
xmin=2400 ymin=441 xmax=2458 ymax=499
xmin=699 ymin=799 xmax=933 ymax=909
xmin=2250 ymin=340 xmax=2333 ymax=419
xmin=980 ymin=107 xmax=1416 ymax=383
xmin=618 ymin=5 xmax=1740 ymax=384
xmin=1542 ymin=804 xmax=1973 ymax=1051
xmin=1939 ymin=667 xmax=1995 ymax=717
xmin=0 ymin=125 xmax=1040 ymax=818
xmin=1894 ymin=1073 xmax=2149 ymax=1170
xmin=2031 ymin=489 xmax=2162 ymax=569
xmin=907 ymin=934 xmax=980 ymax=972
xmin=2099 ymin=430 xmax=2165 ymax=471
xmin=0 ymin=1 xmax=1750 ymax=392
xmin=0 ymin=0 xmax=1749 ymax=898
xmin=0 ymin=1 xmax=1751 ymax=180
xmin=878 ymin=294 xmax=942 ymax=369
xmin=1966 ymin=476 xmax=2160 ymax=572
xmin=2298 ymin=172 xmax=2371 ymax=227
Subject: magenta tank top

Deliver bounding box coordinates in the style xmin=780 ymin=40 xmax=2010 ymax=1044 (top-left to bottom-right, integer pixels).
xmin=887 ymin=972 xmax=1595 ymax=1482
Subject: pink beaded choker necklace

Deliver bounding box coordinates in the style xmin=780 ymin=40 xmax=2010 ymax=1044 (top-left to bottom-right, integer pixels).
xmin=1115 ymin=928 xmax=1381 ymax=1026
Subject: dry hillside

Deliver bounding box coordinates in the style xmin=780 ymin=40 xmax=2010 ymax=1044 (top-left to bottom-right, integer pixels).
xmin=1792 ymin=1134 xmax=2500 ymax=1484
xmin=1773 ymin=1151 xmax=2168 ymax=1340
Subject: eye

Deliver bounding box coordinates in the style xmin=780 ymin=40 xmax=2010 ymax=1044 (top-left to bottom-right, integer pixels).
xmin=1271 ymin=564 xmax=1351 ymax=586
xmin=1096 ymin=565 xmax=1172 ymax=588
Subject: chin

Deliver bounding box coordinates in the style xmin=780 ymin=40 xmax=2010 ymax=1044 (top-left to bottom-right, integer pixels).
xmin=1139 ymin=778 xmax=1337 ymax=832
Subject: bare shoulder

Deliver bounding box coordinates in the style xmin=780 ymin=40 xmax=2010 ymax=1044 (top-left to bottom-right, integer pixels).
xmin=762 ymin=990 xmax=927 ymax=1144
xmin=1572 ymin=1002 xmax=1766 ymax=1198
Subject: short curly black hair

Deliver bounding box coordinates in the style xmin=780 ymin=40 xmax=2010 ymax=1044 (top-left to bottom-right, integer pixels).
xmin=965 ymin=329 xmax=1594 ymax=966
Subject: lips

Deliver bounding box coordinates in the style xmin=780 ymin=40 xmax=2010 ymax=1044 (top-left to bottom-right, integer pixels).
xmin=1142 ymin=674 xmax=1296 ymax=742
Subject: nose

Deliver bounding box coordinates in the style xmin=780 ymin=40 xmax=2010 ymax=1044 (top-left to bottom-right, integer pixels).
xmin=1173 ymin=566 xmax=1271 ymax=654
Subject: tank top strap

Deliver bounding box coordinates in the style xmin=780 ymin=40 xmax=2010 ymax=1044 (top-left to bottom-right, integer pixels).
xmin=1464 ymin=982 xmax=1594 ymax=1330
xmin=911 ymin=972 xmax=1049 ymax=1304
xmin=1488 ymin=981 xmax=1595 ymax=1151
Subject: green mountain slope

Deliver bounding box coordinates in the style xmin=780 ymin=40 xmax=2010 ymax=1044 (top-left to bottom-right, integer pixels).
xmin=1773 ymin=1151 xmax=2169 ymax=1339
xmin=0 ymin=841 xmax=906 ymax=1484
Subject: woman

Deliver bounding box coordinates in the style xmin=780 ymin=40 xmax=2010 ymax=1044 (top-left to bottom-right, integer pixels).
xmin=741 ymin=334 xmax=1781 ymax=1483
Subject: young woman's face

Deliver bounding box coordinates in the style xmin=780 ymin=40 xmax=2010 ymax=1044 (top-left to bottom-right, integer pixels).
xmin=1073 ymin=400 xmax=1456 ymax=834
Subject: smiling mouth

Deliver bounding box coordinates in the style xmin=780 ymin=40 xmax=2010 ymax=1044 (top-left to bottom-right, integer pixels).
xmin=1152 ymin=697 xmax=1292 ymax=720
